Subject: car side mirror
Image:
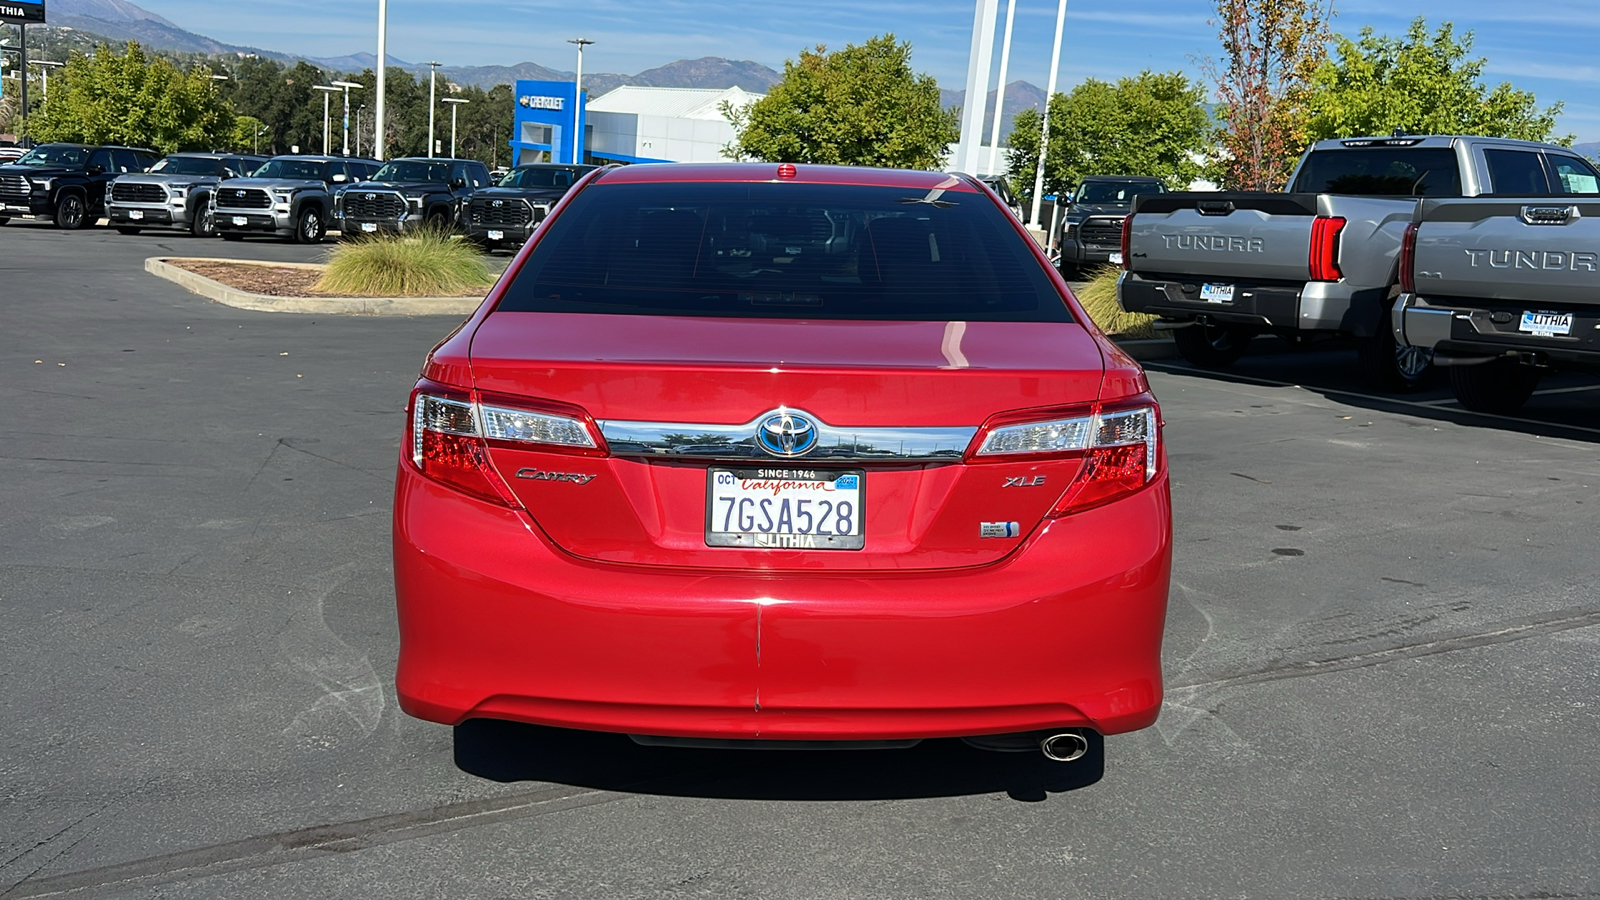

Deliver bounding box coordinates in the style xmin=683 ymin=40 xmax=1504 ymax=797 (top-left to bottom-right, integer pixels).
xmin=451 ymin=177 xmax=466 ymax=189
xmin=332 ymin=173 xmax=348 ymax=183
xmin=87 ymin=164 xmax=106 ymax=176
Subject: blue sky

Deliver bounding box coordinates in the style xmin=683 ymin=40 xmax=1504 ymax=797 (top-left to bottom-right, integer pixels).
xmin=130 ymin=0 xmax=1600 ymax=141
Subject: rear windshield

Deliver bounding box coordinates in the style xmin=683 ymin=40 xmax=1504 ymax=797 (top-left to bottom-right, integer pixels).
xmin=1077 ymin=181 xmax=1164 ymax=203
xmin=1291 ymin=147 xmax=1462 ymax=196
xmin=495 ymin=181 xmax=1071 ymax=322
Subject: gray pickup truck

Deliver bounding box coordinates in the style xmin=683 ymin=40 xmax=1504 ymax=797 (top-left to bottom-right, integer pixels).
xmin=1118 ymin=135 xmax=1599 ymax=389
xmin=106 ymin=153 xmax=267 ymax=237
xmin=1392 ymin=177 xmax=1600 ymax=413
xmin=212 ymin=155 xmax=381 ymax=244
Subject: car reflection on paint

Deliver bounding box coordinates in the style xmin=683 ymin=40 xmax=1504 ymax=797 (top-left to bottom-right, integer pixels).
xmin=393 ymin=162 xmax=1172 ymax=765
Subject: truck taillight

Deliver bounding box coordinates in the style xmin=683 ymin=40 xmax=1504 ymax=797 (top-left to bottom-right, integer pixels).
xmin=405 ymin=380 xmax=605 ymax=506
xmin=1309 ymin=216 xmax=1346 ymax=282
xmin=1120 ymin=215 xmax=1133 ymax=270
xmin=1398 ymin=222 xmax=1419 ymax=294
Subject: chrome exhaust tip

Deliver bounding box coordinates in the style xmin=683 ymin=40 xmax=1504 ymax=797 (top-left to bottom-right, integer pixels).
xmin=1039 ymin=731 xmax=1090 ymax=763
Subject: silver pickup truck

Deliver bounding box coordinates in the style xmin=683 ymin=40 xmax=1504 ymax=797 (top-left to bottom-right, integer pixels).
xmin=1118 ymin=135 xmax=1599 ymax=389
xmin=1392 ymin=188 xmax=1600 ymax=413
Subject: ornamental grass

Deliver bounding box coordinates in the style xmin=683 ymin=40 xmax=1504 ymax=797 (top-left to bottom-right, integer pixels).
xmin=315 ymin=229 xmax=495 ymax=298
xmin=1073 ymin=264 xmax=1157 ymax=340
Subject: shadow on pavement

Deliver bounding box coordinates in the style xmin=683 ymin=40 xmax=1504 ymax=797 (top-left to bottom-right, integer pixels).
xmin=1145 ymin=337 xmax=1600 ymax=445
xmin=453 ymin=718 xmax=1103 ymax=802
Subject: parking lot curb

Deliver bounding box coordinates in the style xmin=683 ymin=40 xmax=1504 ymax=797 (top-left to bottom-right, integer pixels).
xmin=1110 ymin=336 xmax=1179 ymax=362
xmin=144 ymin=257 xmax=483 ymax=316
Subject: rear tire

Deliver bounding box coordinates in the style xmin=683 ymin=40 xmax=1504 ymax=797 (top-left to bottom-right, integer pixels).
xmin=1172 ymin=322 xmax=1251 ymax=369
xmin=1449 ymin=360 xmax=1541 ymax=414
xmin=116 ymin=226 xmax=141 ymax=235
xmin=1357 ymin=324 xmax=1432 ymax=392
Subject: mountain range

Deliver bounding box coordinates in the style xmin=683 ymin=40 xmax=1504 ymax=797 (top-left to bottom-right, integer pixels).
xmin=33 ymin=0 xmax=1046 ymax=130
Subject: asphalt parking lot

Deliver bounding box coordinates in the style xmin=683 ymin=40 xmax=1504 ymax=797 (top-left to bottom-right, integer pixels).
xmin=2 ymin=220 xmax=1598 ymax=899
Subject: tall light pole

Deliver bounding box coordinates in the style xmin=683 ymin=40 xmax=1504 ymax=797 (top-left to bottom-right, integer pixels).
xmin=1030 ymin=0 xmax=1070 ymax=228
xmin=566 ymin=38 xmax=593 ymax=165
xmin=375 ymin=0 xmax=388 ymax=160
xmin=33 ymin=59 xmax=63 ymax=106
xmin=442 ymin=97 xmax=469 ymax=159
xmin=956 ymin=0 xmax=999 ymax=175
xmin=355 ymin=105 xmax=365 ymax=157
xmin=313 ymin=85 xmax=340 ymax=156
xmin=985 ymin=0 xmax=1017 ymax=177
xmin=426 ymin=61 xmax=442 ymax=158
xmin=332 ymin=80 xmax=362 ymax=156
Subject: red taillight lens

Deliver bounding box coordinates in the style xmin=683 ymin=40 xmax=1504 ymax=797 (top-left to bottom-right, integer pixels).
xmin=1398 ymin=221 xmax=1419 ymax=294
xmin=1050 ymin=444 xmax=1149 ymax=516
xmin=969 ymin=402 xmax=1162 ymax=516
xmin=1309 ymin=216 xmax=1346 ymax=282
xmin=1120 ymin=215 xmax=1133 ymax=270
xmin=405 ymin=382 xmax=605 ymax=506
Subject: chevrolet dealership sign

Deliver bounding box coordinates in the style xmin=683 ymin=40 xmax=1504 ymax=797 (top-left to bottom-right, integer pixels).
xmin=0 ymin=0 xmax=45 ymax=25
xmin=519 ymin=95 xmax=565 ymax=111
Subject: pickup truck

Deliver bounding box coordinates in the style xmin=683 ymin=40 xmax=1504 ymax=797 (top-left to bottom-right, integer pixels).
xmin=337 ymin=157 xmax=491 ymax=236
xmin=1392 ymin=188 xmax=1600 ymax=413
xmin=1118 ymin=135 xmax=1600 ymax=389
xmin=1056 ymin=175 xmax=1167 ymax=276
xmin=461 ymin=162 xmax=595 ymax=251
xmin=106 ymin=152 xmax=268 ymax=237
xmin=212 ymin=155 xmax=382 ymax=243
xmin=0 ymin=143 xmax=160 ymax=230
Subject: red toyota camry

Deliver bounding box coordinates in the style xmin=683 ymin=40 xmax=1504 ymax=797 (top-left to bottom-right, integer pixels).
xmin=394 ymin=163 xmax=1171 ymax=762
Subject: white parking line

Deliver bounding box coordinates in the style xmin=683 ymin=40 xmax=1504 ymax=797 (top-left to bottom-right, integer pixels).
xmin=1143 ymin=362 xmax=1600 ymax=439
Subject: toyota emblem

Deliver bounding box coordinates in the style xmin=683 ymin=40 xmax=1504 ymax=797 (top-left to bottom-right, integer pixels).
xmin=365 ymin=193 xmax=376 ymax=200
xmin=757 ymin=411 xmax=818 ymax=458
xmin=492 ymin=200 xmax=504 ymax=207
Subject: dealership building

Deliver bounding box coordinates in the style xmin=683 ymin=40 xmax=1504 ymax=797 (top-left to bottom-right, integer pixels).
xmin=510 ymin=80 xmax=762 ymax=167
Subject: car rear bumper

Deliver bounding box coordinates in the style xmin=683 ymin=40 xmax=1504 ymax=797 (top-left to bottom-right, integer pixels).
xmin=393 ymin=463 xmax=1172 ymax=742
xmin=1394 ymin=293 xmax=1600 ymax=371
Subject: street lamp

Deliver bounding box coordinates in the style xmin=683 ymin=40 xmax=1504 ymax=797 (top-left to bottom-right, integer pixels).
xmin=331 ymin=80 xmax=362 ymax=156
xmin=313 ymin=85 xmax=340 ymax=156
xmin=566 ymin=38 xmax=594 ymax=165
xmin=375 ymin=0 xmax=388 ymax=160
xmin=33 ymin=59 xmax=63 ymax=105
xmin=355 ymin=104 xmax=365 ymax=157
xmin=426 ymin=61 xmax=442 ymax=158
xmin=442 ymin=97 xmax=469 ymax=159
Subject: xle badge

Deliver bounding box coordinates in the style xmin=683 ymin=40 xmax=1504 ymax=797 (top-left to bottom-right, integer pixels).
xmin=1003 ymin=476 xmax=1047 ymax=487
xmin=980 ymin=522 xmax=1021 ymax=539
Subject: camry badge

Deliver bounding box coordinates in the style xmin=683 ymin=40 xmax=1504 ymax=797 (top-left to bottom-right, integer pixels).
xmin=757 ymin=411 xmax=818 ymax=458
xmin=515 ymin=468 xmax=596 ymax=485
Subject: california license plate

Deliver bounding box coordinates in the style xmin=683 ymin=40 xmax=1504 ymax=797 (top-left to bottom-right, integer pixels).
xmin=706 ymin=467 xmax=865 ymax=550
xmin=232 ymin=216 xmax=248 ymax=226
xmin=1108 ymin=251 xmax=1124 ymax=265
xmin=487 ymin=230 xmax=504 ymax=241
xmin=1519 ymin=310 xmax=1573 ymax=337
xmin=1200 ymin=283 xmax=1235 ymax=304
xmin=361 ymin=222 xmax=378 ymax=233
xmin=128 ymin=210 xmax=143 ymax=220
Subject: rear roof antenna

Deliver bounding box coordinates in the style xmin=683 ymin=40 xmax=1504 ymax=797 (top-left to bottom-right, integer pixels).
xmin=1391 ymin=127 xmax=1407 ymax=138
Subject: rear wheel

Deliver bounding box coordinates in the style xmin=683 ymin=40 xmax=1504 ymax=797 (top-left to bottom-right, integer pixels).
xmin=424 ymin=209 xmax=450 ymax=232
xmin=54 ymin=193 xmax=88 ymax=230
xmin=1449 ymin=360 xmax=1541 ymax=414
xmin=1357 ymin=323 xmax=1432 ymax=392
xmin=1172 ymin=322 xmax=1251 ymax=369
xmin=294 ymin=207 xmax=325 ymax=244
xmin=189 ymin=202 xmax=216 ymax=238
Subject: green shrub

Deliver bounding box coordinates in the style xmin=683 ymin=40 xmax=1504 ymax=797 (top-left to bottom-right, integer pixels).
xmin=1073 ymin=264 xmax=1157 ymax=339
xmin=316 ymin=230 xmax=495 ymax=298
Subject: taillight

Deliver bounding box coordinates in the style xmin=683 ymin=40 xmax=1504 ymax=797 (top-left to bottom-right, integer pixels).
xmin=1120 ymin=215 xmax=1132 ymax=270
xmin=1309 ymin=216 xmax=1346 ymax=282
xmin=406 ymin=380 xmax=605 ymax=505
xmin=1398 ymin=221 xmax=1419 ymax=294
xmin=969 ymin=403 xmax=1161 ymax=516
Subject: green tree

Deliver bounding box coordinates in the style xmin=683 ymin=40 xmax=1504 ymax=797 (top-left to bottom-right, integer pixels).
xmin=27 ymin=41 xmax=234 ymax=152
xmin=1006 ymin=71 xmax=1209 ymax=202
xmin=1201 ymin=0 xmax=1335 ymax=190
xmin=1306 ymin=18 xmax=1567 ymax=144
xmin=723 ymin=34 xmax=957 ymax=170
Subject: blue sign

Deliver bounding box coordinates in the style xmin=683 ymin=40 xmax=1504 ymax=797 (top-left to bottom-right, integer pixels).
xmin=0 ymin=0 xmax=46 ymax=26
xmin=510 ymin=80 xmax=585 ymax=166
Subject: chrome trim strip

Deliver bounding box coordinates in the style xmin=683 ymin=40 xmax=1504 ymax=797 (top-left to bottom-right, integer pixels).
xmin=598 ymin=409 xmax=976 ymax=461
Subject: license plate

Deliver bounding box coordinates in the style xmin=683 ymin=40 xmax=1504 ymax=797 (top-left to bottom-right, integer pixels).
xmin=232 ymin=216 xmax=248 ymax=226
xmin=128 ymin=210 xmax=143 ymax=220
xmin=487 ymin=230 xmax=504 ymax=241
xmin=361 ymin=222 xmax=378 ymax=233
xmin=1200 ymin=283 xmax=1235 ymax=304
xmin=1108 ymin=251 xmax=1124 ymax=265
xmin=707 ymin=467 xmax=865 ymax=550
xmin=1519 ymin=310 xmax=1573 ymax=337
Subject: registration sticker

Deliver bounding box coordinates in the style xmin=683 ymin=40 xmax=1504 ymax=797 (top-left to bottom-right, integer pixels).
xmin=706 ymin=467 xmax=865 ymax=550
xmin=1200 ymin=283 xmax=1235 ymax=304
xmin=1519 ymin=311 xmax=1573 ymax=337
xmin=487 ymin=229 xmax=504 ymax=241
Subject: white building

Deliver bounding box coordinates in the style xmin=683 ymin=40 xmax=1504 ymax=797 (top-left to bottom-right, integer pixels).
xmin=586 ymin=86 xmax=764 ymax=165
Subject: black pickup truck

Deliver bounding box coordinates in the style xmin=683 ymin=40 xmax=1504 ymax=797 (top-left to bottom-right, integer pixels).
xmin=461 ymin=163 xmax=596 ymax=250
xmin=0 ymin=143 xmax=160 ymax=230
xmin=337 ymin=157 xmax=492 ymax=236
xmin=1056 ymin=175 xmax=1166 ymax=275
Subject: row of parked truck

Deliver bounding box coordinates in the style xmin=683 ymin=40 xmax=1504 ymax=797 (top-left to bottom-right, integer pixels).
xmin=0 ymin=142 xmax=594 ymax=251
xmin=1114 ymin=134 xmax=1600 ymax=413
